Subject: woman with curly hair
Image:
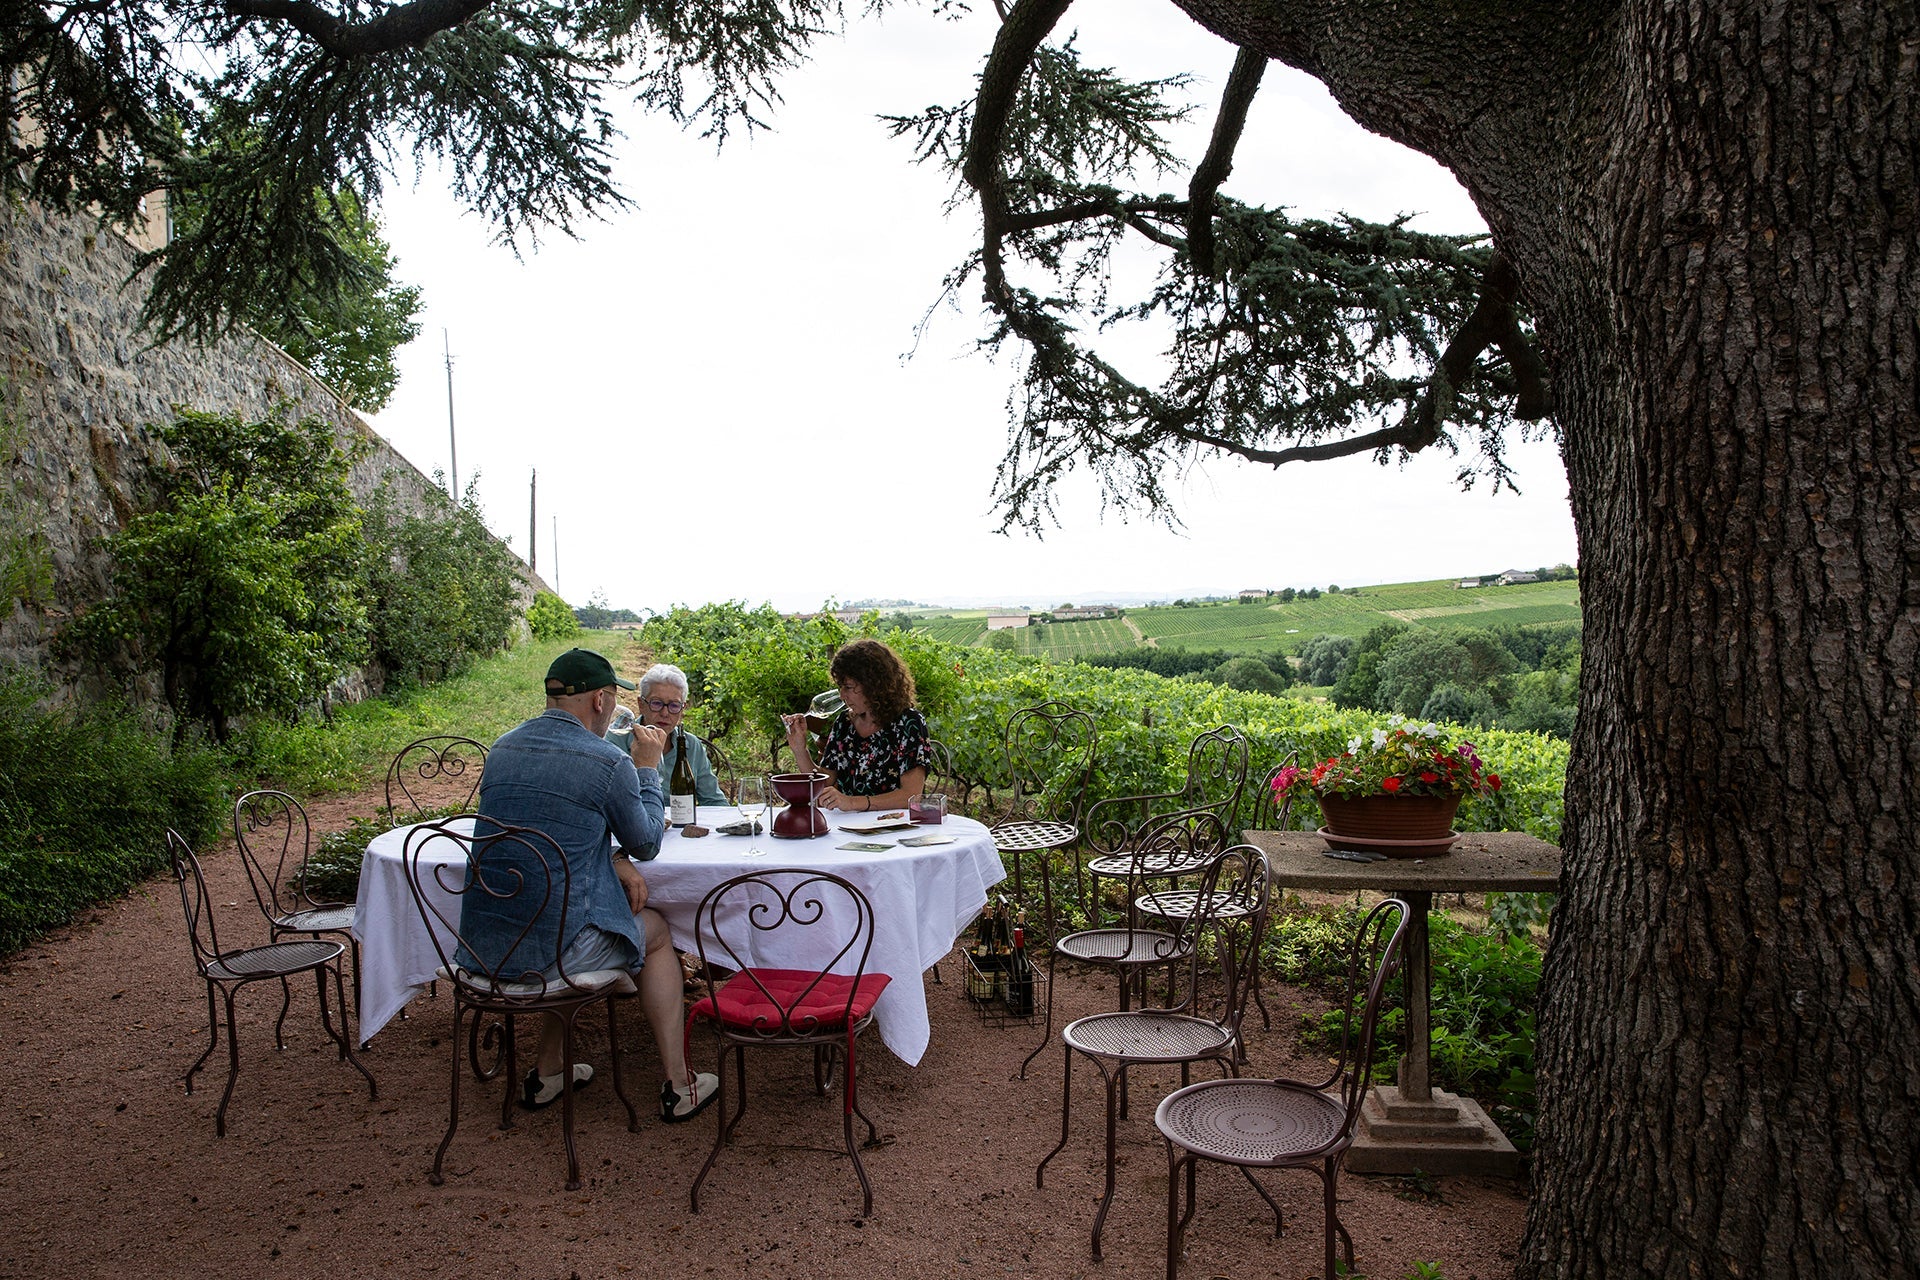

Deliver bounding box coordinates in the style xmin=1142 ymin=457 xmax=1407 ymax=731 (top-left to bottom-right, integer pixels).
xmin=781 ymin=638 xmax=934 ymax=811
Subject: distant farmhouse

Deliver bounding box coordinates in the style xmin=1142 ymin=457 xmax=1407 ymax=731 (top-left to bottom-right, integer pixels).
xmin=1048 ymin=605 xmax=1115 ymax=622
xmin=1237 ymin=588 xmax=1270 ymax=601
xmin=986 ymin=613 xmax=1031 ymax=630
xmin=1497 ymin=569 xmax=1541 ymax=585
xmin=1457 ymin=577 xmax=1483 ymax=589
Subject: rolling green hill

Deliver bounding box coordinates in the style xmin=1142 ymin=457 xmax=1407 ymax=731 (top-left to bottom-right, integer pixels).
xmin=906 ymin=578 xmax=1580 ymax=662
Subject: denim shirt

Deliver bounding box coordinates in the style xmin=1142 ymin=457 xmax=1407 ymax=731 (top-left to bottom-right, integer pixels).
xmin=454 ymin=709 xmax=665 ymax=977
xmin=606 ymin=728 xmax=727 ymax=858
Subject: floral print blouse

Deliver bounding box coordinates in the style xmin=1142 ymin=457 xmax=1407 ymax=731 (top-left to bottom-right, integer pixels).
xmin=817 ymin=708 xmax=935 ymax=796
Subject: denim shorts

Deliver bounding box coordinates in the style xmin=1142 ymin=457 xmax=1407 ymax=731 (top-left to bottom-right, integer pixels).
xmin=550 ymin=923 xmax=643 ymax=980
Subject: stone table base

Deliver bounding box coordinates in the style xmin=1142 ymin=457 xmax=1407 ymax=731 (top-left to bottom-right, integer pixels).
xmin=1344 ymin=1085 xmax=1522 ymax=1177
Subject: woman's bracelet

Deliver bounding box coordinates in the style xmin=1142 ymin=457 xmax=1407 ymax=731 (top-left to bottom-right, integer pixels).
xmin=863 ymin=796 xmax=872 ymax=811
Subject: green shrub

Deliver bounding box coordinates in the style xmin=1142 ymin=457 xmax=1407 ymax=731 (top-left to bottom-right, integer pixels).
xmin=363 ymin=477 xmax=524 ymax=688
xmin=526 ymin=590 xmax=580 ymax=641
xmin=68 ymin=410 xmax=370 ymax=740
xmin=0 ymin=674 xmax=228 ymax=954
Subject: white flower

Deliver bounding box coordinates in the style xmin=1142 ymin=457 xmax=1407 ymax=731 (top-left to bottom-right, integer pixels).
xmin=1348 ymin=735 xmax=1363 ymax=753
xmin=1420 ymin=722 xmax=1443 ymax=738
xmin=1387 ymin=714 xmax=1406 ymax=727
xmin=1371 ymin=728 xmax=1389 ymax=750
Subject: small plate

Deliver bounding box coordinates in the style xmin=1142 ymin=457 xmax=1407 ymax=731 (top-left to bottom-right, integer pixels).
xmin=1317 ymin=826 xmax=1462 ymax=858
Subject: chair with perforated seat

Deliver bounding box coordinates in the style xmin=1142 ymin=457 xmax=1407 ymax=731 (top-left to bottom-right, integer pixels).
xmin=1037 ymin=845 xmax=1271 ymax=1260
xmin=1155 ymin=897 xmax=1410 ymax=1280
xmin=1080 ymin=725 xmax=1250 ymax=898
xmin=166 ymin=829 xmax=375 ymax=1136
xmin=233 ymin=789 xmax=361 ymax=1022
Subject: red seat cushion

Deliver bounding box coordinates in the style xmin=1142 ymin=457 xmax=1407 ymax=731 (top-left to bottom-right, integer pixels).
xmin=689 ymin=968 xmax=891 ymax=1038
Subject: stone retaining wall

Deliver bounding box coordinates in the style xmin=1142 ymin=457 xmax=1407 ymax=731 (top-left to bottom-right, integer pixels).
xmin=0 ymin=201 xmax=543 ymax=704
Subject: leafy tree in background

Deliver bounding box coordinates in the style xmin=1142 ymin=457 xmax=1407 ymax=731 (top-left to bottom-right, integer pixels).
xmin=361 ymin=476 xmax=522 ymax=690
xmin=71 ymin=411 xmax=368 ymax=741
xmin=1210 ymin=654 xmax=1288 ymax=696
xmin=1329 ymin=622 xmax=1406 ymax=712
xmin=170 ymin=173 xmax=421 ymax=410
xmin=9 ymin=0 xmax=1916 ymax=1270
xmin=1296 ymin=633 xmax=1354 ymax=688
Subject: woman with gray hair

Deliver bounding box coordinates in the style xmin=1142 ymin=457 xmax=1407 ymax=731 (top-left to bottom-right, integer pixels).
xmin=608 ymin=663 xmax=727 ymax=816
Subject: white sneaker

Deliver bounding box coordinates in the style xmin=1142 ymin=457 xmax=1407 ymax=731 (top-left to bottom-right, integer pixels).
xmin=521 ymin=1062 xmax=593 ymax=1109
xmin=661 ymin=1071 xmax=720 ymax=1123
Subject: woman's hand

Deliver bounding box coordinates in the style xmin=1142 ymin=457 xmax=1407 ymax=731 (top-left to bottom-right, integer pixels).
xmin=815 ymin=784 xmax=853 ymax=810
xmin=780 ymin=712 xmax=810 ymax=756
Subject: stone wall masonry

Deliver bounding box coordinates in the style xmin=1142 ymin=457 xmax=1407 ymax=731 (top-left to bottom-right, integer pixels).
xmin=0 ymin=200 xmax=546 ymax=703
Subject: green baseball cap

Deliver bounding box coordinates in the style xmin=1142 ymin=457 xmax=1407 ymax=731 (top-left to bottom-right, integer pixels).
xmin=543 ymin=648 xmax=635 ymax=696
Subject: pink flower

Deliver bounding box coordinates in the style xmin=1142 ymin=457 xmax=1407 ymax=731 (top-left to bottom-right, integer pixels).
xmin=1271 ymin=764 xmax=1303 ymax=795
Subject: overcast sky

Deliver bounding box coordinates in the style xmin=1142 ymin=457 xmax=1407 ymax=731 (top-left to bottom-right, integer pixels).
xmin=367 ymin=1 xmax=1577 ymax=613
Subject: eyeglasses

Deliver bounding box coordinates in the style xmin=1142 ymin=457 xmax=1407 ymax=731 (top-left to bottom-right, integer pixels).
xmin=646 ymin=698 xmax=687 ymax=714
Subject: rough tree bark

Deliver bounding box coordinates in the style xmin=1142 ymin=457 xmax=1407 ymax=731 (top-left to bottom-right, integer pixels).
xmin=1163 ymin=1 xmax=1919 ymax=1274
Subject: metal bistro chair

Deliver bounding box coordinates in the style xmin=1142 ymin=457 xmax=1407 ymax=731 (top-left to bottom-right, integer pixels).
xmin=1082 ymin=725 xmax=1251 ymax=909
xmin=385 ymin=735 xmax=489 ymax=824
xmin=987 ymin=700 xmax=1098 ymax=902
xmin=1156 ymin=897 xmax=1410 ymax=1280
xmin=401 ymin=816 xmax=642 ymax=1192
xmin=1022 ymin=810 xmax=1233 ymax=1078
xmin=687 ymin=869 xmax=892 ymax=1218
xmin=232 ymin=790 xmax=360 ymax=1022
xmin=166 ymin=829 xmax=375 ymax=1136
xmin=1037 ymin=845 xmax=1272 ymax=1260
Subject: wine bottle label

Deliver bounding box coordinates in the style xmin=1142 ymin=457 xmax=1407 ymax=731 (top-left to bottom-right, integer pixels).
xmin=670 ymin=793 xmax=695 ymax=825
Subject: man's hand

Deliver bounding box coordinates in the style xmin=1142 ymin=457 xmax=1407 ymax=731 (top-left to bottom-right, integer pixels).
xmin=628 ymin=723 xmax=667 ymax=770
xmin=614 ymin=857 xmax=649 ymax=914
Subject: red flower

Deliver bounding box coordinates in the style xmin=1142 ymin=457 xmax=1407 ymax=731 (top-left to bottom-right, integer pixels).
xmin=1488 ymin=774 xmax=1502 ymax=789
xmin=1381 ymin=776 xmax=1402 ymax=793
xmin=1420 ymin=771 xmax=1439 ymax=784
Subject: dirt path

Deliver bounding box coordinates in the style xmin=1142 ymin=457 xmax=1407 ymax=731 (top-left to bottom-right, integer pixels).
xmin=0 ymin=779 xmax=1526 ymax=1280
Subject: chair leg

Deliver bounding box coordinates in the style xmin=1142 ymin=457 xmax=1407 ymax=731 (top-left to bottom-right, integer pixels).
xmin=186 ymin=982 xmax=220 ymax=1095
xmin=1165 ymin=1143 xmax=1186 ymax=1280
xmin=1019 ymin=949 xmax=1061 ymax=1080
xmin=1091 ymin=1061 xmax=1121 ymax=1260
xmin=273 ymin=975 xmax=293 ymax=1050
xmin=841 ymin=1040 xmax=874 ymax=1218
xmin=724 ymin=1043 xmax=750 ymax=1141
xmin=558 ymin=1011 xmax=582 ymax=1191
xmin=1240 ymin=1167 xmax=1285 ymax=1237
xmin=215 ymin=986 xmax=244 ymax=1138
xmin=605 ymin=997 xmax=639 ymax=1132
xmin=1328 ymin=1157 xmax=1355 ymax=1275
xmin=431 ymin=1005 xmax=466 ymax=1186
xmin=321 ymin=962 xmax=377 ymax=1098
xmin=1322 ymin=1162 xmax=1339 ymax=1280
xmin=498 ymin=1016 xmax=519 ymax=1131
xmin=690 ymin=1036 xmax=729 ymax=1212
xmin=1035 ymin=1041 xmax=1074 ymax=1187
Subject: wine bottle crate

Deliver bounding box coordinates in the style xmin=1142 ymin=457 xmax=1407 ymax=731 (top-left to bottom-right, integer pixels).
xmin=958 ymin=949 xmax=1046 ymax=1027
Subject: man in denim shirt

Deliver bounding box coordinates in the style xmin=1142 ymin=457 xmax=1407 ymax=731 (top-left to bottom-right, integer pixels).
xmin=468 ymin=647 xmax=717 ymax=1121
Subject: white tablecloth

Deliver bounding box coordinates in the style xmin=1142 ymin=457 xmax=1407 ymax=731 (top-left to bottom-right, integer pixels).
xmin=354 ymin=808 xmax=1004 ymax=1064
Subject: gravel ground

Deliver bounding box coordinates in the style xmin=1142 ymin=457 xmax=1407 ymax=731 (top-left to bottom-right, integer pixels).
xmin=0 ymin=785 xmax=1526 ymax=1280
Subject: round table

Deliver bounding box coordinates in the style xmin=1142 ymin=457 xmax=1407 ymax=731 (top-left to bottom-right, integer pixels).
xmin=354 ymin=807 xmax=1005 ymax=1065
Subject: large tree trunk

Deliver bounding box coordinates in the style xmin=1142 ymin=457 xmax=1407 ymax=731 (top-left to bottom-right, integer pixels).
xmin=1170 ymin=1 xmax=1920 ymax=1273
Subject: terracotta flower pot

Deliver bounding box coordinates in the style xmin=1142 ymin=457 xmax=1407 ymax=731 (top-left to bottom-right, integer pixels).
xmin=1317 ymin=792 xmax=1463 ymax=855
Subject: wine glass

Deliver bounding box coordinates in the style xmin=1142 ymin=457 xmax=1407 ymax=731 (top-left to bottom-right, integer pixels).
xmin=735 ymin=775 xmax=767 ymax=856
xmin=607 ymin=704 xmax=638 ymax=735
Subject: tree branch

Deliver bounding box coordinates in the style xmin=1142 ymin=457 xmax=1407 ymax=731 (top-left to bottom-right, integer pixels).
xmin=1186 ymin=45 xmax=1265 ymax=276
xmin=1003 ymin=195 xmax=1187 ymax=233
xmin=221 ymin=0 xmax=494 ymax=57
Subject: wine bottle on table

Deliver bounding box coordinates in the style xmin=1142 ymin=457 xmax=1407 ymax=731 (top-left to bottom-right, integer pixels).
xmin=1006 ymin=921 xmax=1035 ymax=1018
xmin=669 ymin=727 xmax=698 ymax=827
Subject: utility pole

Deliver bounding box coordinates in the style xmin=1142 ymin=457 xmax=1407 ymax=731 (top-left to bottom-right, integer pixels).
xmin=528 ymin=469 xmax=537 ymax=575
xmin=442 ymin=329 xmax=459 ymax=499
